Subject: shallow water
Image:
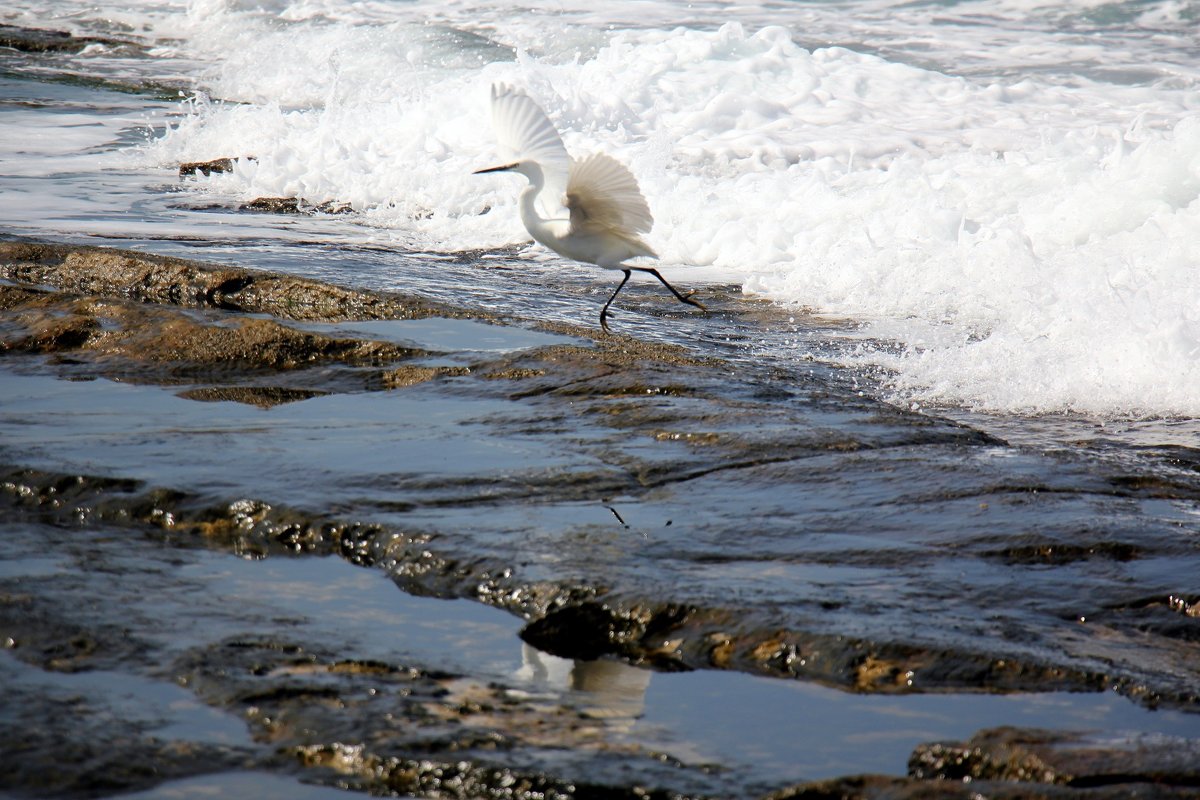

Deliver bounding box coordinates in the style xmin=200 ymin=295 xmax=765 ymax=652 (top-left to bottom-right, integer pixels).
xmin=2 ymin=5 xmax=1200 ymax=797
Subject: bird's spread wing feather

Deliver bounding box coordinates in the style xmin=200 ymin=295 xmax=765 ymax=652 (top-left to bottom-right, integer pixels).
xmin=490 ymin=84 xmax=570 ymax=216
xmin=490 ymin=83 xmax=567 ymax=166
xmin=565 ymin=153 xmax=654 ymax=236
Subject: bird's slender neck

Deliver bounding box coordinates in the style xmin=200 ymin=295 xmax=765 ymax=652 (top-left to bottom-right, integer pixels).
xmin=514 ymin=159 xmax=545 ymax=191
xmin=519 ymin=184 xmax=544 ymax=226
xmin=514 ymin=161 xmax=549 ymax=227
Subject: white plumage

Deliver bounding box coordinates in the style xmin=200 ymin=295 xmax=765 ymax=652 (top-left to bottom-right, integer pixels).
xmin=475 ymin=83 xmax=705 ymax=332
xmin=489 ymin=84 xmax=570 ymax=220
xmin=568 ymin=153 xmax=654 ymax=235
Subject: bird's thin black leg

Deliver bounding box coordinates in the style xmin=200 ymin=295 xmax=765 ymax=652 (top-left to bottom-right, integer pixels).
xmin=635 ymin=267 xmax=707 ymax=312
xmin=600 ymin=270 xmax=632 ymax=333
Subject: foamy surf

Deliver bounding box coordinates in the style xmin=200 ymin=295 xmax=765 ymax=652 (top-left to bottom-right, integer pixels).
xmin=7 ymin=0 xmax=1200 ymax=417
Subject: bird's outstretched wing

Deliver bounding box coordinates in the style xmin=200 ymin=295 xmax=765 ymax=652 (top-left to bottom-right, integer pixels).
xmin=490 ymin=84 xmax=570 ymax=216
xmin=565 ymin=153 xmax=654 ymax=236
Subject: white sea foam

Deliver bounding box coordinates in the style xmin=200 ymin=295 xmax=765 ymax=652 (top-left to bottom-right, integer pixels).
xmin=7 ymin=0 xmax=1200 ymax=417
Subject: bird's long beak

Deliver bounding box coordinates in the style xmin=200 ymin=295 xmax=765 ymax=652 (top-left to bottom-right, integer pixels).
xmin=473 ymin=162 xmax=518 ymax=174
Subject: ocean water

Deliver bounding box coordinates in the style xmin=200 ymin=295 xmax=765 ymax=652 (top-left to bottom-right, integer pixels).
xmin=3 ymin=0 xmax=1200 ymax=418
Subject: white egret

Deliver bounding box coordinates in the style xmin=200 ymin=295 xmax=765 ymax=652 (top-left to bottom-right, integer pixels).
xmin=474 ymin=83 xmax=706 ymax=332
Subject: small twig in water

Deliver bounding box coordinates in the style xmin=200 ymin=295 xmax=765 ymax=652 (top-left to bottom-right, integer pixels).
xmin=605 ymin=506 xmax=630 ymax=529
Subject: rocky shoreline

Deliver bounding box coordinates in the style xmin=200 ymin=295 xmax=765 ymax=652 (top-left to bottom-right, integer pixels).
xmin=2 ymin=239 xmax=1199 ymax=798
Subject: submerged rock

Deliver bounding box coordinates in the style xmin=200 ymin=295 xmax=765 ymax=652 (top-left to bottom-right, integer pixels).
xmin=0 ymin=23 xmax=145 ymax=54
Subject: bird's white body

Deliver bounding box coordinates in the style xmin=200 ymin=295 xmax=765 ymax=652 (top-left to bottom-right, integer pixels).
xmin=475 ymin=84 xmax=703 ymax=331
xmin=516 ymin=172 xmax=655 ymax=268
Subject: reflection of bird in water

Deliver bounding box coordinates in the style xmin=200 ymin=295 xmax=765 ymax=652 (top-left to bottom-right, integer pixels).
xmin=474 ymin=83 xmax=706 ymax=333
xmin=516 ymin=644 xmax=651 ymax=726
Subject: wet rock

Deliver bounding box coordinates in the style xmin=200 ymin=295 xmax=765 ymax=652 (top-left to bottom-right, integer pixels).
xmin=313 ymin=199 xmax=354 ymax=214
xmin=0 ymin=27 xmax=188 ymax=99
xmin=381 ymin=364 xmax=472 ymax=388
xmin=179 ymin=157 xmax=248 ymax=177
xmin=1105 ymin=473 xmax=1200 ymax=501
xmin=177 ymin=385 xmax=329 ymax=407
xmin=0 ymin=240 xmax=475 ymax=322
xmin=1168 ymin=595 xmax=1200 ymax=617
xmin=910 ymin=727 xmax=1069 ymax=784
xmin=909 ymin=726 xmax=1200 ymax=792
xmin=0 ymin=285 xmax=430 ymax=390
xmin=983 ymin=539 xmax=1141 ymax=565
xmin=291 ymin=744 xmax=698 ymax=799
xmin=0 ymin=23 xmax=144 ymax=54
xmin=480 ymin=366 xmax=546 ymax=380
xmin=239 ymin=196 xmax=301 ymax=213
xmin=238 ymin=196 xmax=355 ymax=214
xmin=1076 ymin=593 xmax=1200 ymax=663
xmin=172 ymin=636 xmax=712 ymax=799
xmin=521 ymin=601 xmax=696 ymax=668
xmin=766 ymin=775 xmax=1197 ymax=799
xmin=762 ymin=729 xmax=1200 ymax=798
xmin=0 ymin=590 xmax=149 ymax=673
xmin=765 ymin=775 xmax=973 ymax=799
xmin=0 ymin=711 xmax=249 ymax=799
